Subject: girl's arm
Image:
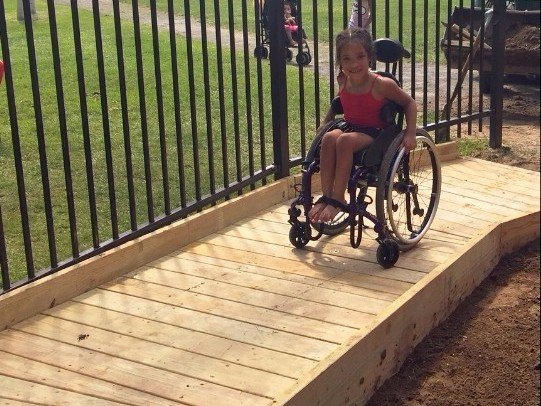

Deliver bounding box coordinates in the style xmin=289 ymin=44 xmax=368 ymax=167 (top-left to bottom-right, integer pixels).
xmin=316 ymin=107 xmax=336 ymax=133
xmin=379 ymin=78 xmax=418 ymax=151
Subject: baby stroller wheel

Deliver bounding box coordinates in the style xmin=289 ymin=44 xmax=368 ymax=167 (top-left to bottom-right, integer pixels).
xmin=254 ymin=45 xmax=269 ymax=59
xmin=286 ymin=48 xmax=293 ymax=62
xmin=376 ymin=239 xmax=400 ymax=268
xmin=289 ymin=221 xmax=311 ymax=248
xmin=296 ymin=51 xmax=311 ymax=66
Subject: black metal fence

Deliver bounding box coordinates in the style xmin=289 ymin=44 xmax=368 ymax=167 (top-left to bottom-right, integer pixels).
xmin=0 ymin=0 xmax=504 ymax=293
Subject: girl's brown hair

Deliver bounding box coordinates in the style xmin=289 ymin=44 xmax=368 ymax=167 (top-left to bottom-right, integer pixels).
xmin=335 ymin=27 xmax=375 ymax=68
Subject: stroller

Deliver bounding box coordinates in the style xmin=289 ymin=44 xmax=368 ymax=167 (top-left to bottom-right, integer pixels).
xmin=253 ymin=0 xmax=312 ymax=66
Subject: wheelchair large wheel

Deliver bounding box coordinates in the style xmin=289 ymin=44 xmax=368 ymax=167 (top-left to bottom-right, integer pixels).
xmin=376 ymin=129 xmax=441 ymax=251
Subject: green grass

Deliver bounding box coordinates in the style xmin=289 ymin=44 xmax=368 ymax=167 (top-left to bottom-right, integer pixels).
xmin=119 ymin=0 xmax=462 ymax=62
xmin=456 ymin=135 xmax=489 ymax=157
xmin=0 ymin=0 xmax=328 ymax=283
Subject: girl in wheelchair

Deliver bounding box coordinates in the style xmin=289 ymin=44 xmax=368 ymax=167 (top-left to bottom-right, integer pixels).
xmin=309 ymin=27 xmax=418 ymax=224
xmin=288 ymin=28 xmax=441 ymax=268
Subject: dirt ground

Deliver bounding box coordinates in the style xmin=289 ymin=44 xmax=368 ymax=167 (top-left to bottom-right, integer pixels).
xmin=368 ymin=76 xmax=540 ymax=405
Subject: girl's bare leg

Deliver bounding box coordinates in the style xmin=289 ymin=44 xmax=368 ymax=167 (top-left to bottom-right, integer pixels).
xmin=308 ymin=129 xmax=341 ymax=223
xmin=318 ymin=132 xmax=373 ymax=223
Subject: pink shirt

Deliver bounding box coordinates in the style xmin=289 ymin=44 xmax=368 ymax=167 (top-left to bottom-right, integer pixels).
xmin=339 ymin=77 xmax=387 ymax=129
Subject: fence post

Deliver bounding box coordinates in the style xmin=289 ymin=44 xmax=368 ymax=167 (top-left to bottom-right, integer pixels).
xmin=267 ymin=0 xmax=290 ymax=179
xmin=489 ymin=0 xmax=505 ymax=148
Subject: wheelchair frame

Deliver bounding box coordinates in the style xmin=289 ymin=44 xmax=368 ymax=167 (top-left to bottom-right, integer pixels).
xmin=287 ymin=38 xmax=442 ymax=268
xmin=253 ymin=0 xmax=312 ymax=66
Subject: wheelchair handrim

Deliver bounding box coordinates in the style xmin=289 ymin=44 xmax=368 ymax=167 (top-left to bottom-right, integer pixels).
xmin=386 ymin=135 xmax=441 ymax=246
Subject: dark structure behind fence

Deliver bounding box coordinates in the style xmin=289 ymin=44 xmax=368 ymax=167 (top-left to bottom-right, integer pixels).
xmin=0 ymin=0 xmax=503 ymax=294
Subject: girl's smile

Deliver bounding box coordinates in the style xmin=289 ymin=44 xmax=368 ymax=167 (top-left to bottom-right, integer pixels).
xmin=340 ymin=41 xmax=370 ymax=80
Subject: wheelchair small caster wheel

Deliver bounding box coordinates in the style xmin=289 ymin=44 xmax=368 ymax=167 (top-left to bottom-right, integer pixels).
xmin=296 ymin=52 xmax=311 ymax=66
xmin=289 ymin=222 xmax=310 ymax=248
xmin=376 ymin=239 xmax=400 ymax=268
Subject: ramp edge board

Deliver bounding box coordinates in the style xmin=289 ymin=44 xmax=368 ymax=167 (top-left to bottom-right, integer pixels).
xmin=275 ymin=210 xmax=540 ymax=406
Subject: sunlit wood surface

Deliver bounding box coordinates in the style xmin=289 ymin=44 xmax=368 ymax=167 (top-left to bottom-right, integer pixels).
xmin=0 ymin=158 xmax=539 ymax=405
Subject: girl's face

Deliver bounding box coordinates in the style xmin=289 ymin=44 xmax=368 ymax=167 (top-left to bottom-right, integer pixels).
xmin=284 ymin=4 xmax=291 ymax=14
xmin=339 ymin=40 xmax=370 ymax=79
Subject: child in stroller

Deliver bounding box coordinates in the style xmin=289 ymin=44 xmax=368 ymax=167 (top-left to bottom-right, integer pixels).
xmin=283 ymin=1 xmax=298 ymax=46
xmin=253 ymin=0 xmax=312 ymax=66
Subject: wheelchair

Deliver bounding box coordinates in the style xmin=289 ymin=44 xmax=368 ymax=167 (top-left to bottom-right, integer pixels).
xmin=253 ymin=0 xmax=312 ymax=66
xmin=287 ymin=38 xmax=442 ymax=268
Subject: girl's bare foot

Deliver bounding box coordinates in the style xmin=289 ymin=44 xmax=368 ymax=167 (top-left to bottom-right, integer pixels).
xmin=317 ymin=197 xmax=348 ymax=223
xmin=308 ymin=197 xmax=327 ymax=223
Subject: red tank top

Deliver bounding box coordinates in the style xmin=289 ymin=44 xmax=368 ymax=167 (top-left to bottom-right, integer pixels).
xmin=339 ymin=75 xmax=388 ymax=129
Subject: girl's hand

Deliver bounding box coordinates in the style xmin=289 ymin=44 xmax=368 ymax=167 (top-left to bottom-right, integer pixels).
xmin=402 ymin=132 xmax=417 ymax=151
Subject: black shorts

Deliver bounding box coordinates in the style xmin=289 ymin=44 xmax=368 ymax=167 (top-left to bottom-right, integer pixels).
xmin=336 ymin=119 xmax=382 ymax=139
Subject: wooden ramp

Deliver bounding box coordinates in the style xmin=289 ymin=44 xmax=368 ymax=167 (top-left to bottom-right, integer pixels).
xmin=0 ymin=153 xmax=539 ymax=405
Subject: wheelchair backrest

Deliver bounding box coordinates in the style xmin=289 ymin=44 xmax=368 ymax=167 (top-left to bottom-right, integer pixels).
xmin=374 ymin=38 xmax=410 ymax=64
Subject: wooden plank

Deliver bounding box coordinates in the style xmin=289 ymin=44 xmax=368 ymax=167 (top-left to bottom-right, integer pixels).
xmin=0 ymin=375 xmax=124 ymax=405
xmin=1 ymin=331 xmax=271 ymax=405
xmin=74 ymin=289 xmax=339 ymax=360
xmin=433 ymin=141 xmax=458 ymax=162
xmin=441 ymin=183 xmax=535 ymax=214
xmin=235 ymin=213 xmax=465 ymax=252
xmin=12 ymin=316 xmax=293 ymax=399
xmin=162 ymin=251 xmax=401 ymax=302
xmin=101 ymin=277 xmax=359 ymax=343
xmin=252 ymin=208 xmax=470 ymax=246
xmin=266 ymin=195 xmax=502 ymax=236
xmin=0 ymin=178 xmax=292 ymax=332
xmin=258 ymin=207 xmax=474 ymax=243
xmin=437 ymin=196 xmax=509 ymax=222
xmin=441 ymin=39 xmax=492 ymax=49
xmin=500 ymin=212 xmax=540 ymax=255
xmin=444 ymin=160 xmax=541 ymax=197
xmin=442 ymin=173 xmax=540 ymax=207
xmin=42 ymin=301 xmax=317 ymax=378
xmin=439 ymin=187 xmax=526 ymax=218
xmin=183 ymin=242 xmax=414 ymax=295
xmin=146 ymin=257 xmax=394 ymax=311
xmin=461 ymin=157 xmax=541 ymax=178
xmin=132 ymin=266 xmax=378 ymax=325
xmin=199 ymin=233 xmax=434 ymax=278
xmin=239 ymin=215 xmax=466 ymax=251
xmin=0 ymin=350 xmax=184 ymax=406
xmin=216 ymin=225 xmax=455 ymax=265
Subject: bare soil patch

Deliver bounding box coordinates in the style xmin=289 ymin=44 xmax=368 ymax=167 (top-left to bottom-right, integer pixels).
xmin=368 ymin=76 xmax=540 ymax=405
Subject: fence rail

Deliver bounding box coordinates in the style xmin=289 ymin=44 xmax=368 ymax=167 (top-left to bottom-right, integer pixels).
xmin=0 ymin=0 xmax=501 ymax=293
